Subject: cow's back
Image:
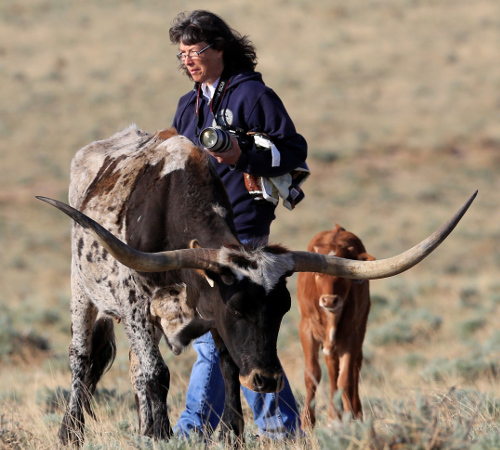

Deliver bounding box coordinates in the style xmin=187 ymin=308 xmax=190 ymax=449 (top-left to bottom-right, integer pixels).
xmin=67 ymin=125 xmax=233 ymax=315
xmin=69 ymin=125 xmax=152 ymax=208
xmin=69 ymin=126 xmax=193 ymax=233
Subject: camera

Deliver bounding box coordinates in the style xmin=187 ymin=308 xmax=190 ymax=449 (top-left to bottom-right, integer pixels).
xmin=199 ymin=127 xmax=254 ymax=153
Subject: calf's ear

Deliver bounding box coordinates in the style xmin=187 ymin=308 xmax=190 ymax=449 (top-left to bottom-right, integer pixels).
xmin=358 ymin=252 xmax=376 ymax=262
xmin=313 ymin=244 xmax=336 ymax=256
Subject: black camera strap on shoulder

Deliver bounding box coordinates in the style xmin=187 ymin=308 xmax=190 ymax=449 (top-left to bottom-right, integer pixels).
xmin=194 ymin=68 xmax=232 ymax=131
xmin=211 ymin=74 xmax=231 ymax=127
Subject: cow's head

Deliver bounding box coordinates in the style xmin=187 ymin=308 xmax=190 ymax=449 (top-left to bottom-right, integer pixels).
xmin=206 ymin=244 xmax=294 ymax=392
xmin=313 ymin=225 xmax=375 ymax=314
xmin=36 ymin=192 xmax=476 ymax=392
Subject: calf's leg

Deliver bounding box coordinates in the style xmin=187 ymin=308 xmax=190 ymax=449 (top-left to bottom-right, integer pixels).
xmin=337 ymin=347 xmax=363 ymax=419
xmin=299 ymin=320 xmax=322 ymax=428
xmin=323 ymin=350 xmax=341 ymax=422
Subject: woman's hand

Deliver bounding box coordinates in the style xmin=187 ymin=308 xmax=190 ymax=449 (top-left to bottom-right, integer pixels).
xmin=205 ymin=135 xmax=242 ymax=165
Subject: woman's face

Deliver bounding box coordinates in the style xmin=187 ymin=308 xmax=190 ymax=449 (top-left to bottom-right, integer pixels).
xmin=178 ymin=41 xmax=224 ymax=85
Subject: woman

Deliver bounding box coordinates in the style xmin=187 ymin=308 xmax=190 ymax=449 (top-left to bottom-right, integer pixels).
xmin=169 ymin=10 xmax=307 ymax=439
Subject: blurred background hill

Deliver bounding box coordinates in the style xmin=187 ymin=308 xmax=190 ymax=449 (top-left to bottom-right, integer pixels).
xmin=1 ymin=0 xmax=499 ymax=447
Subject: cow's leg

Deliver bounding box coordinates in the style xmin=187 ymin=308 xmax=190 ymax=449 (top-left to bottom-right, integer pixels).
xmin=351 ymin=351 xmax=363 ymax=418
xmin=59 ymin=293 xmax=98 ymax=446
xmin=323 ymin=350 xmax=341 ymax=422
xmin=337 ymin=345 xmax=363 ymax=419
xmin=299 ymin=320 xmax=321 ymax=429
xmin=128 ymin=326 xmax=163 ymax=436
xmin=122 ymin=316 xmax=172 ymax=440
xmin=129 ymin=348 xmax=152 ymax=435
xmin=212 ymin=331 xmax=244 ymax=446
xmin=338 ymin=347 xmax=363 ymax=418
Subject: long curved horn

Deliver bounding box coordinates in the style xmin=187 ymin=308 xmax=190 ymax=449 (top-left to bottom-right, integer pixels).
xmin=36 ymin=197 xmax=222 ymax=273
xmin=292 ymin=191 xmax=477 ymax=279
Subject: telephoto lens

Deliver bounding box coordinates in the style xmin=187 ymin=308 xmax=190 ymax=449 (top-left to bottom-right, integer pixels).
xmin=199 ymin=127 xmax=233 ymax=153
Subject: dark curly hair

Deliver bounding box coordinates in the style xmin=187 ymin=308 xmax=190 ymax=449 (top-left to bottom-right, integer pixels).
xmin=169 ymin=10 xmax=257 ymax=79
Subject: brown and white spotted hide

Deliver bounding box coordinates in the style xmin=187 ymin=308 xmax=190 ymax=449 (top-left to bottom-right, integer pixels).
xmin=60 ymin=125 xmax=239 ymax=445
xmin=150 ymin=283 xmax=203 ymax=356
xmin=297 ymin=224 xmax=374 ymax=429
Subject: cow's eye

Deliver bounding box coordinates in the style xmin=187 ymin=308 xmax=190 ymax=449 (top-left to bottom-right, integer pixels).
xmin=221 ymin=273 xmax=235 ymax=285
xmin=228 ymin=306 xmax=243 ymax=318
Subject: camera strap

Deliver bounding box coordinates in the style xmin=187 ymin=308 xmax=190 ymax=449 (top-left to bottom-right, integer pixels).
xmin=194 ymin=68 xmax=232 ymax=130
xmin=211 ymin=75 xmax=231 ymax=126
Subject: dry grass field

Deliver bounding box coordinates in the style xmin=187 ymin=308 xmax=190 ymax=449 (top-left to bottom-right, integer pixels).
xmin=1 ymin=0 xmax=500 ymax=448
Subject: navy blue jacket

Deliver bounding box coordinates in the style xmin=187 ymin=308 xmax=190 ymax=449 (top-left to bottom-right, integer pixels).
xmin=172 ymin=70 xmax=308 ymax=241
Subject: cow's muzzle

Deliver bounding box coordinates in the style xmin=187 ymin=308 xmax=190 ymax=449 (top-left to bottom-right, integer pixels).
xmin=319 ymin=295 xmax=343 ymax=313
xmin=239 ymin=370 xmax=285 ymax=393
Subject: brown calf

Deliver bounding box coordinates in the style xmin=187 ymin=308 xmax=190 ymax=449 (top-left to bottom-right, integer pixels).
xmin=297 ymin=224 xmax=375 ymax=428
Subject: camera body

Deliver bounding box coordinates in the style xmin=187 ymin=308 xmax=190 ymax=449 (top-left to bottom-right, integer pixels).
xmin=199 ymin=127 xmax=254 ymax=153
xmin=199 ymin=126 xmax=310 ymax=210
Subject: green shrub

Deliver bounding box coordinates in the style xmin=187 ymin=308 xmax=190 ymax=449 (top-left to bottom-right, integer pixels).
xmin=313 ymin=391 xmax=500 ymax=449
xmin=403 ymin=352 xmax=427 ymax=369
xmin=369 ymin=320 xmax=416 ymax=345
xmin=0 ymin=314 xmax=50 ymax=362
xmin=368 ymin=309 xmax=441 ymax=346
xmin=457 ymin=317 xmax=487 ymax=339
xmin=367 ymin=294 xmax=389 ymax=323
xmin=36 ymin=387 xmax=70 ymax=414
xmin=422 ymin=355 xmax=500 ymax=382
xmin=459 ymin=287 xmax=482 ymax=309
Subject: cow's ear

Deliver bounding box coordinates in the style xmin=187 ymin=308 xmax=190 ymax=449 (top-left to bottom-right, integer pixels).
xmin=189 ymin=239 xmax=201 ymax=249
xmin=358 ymin=252 xmax=376 ymax=262
xmin=190 ymin=240 xmax=220 ymax=287
xmin=189 ymin=239 xmax=234 ymax=285
xmin=207 ymin=268 xmax=234 ymax=286
xmin=198 ymin=270 xmax=234 ymax=288
xmin=204 ymin=272 xmax=216 ymax=287
xmin=193 ymin=268 xmax=216 ymax=287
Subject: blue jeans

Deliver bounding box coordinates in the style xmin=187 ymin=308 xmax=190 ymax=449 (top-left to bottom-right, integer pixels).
xmin=174 ymin=235 xmax=300 ymax=438
xmin=174 ymin=332 xmax=300 ymax=438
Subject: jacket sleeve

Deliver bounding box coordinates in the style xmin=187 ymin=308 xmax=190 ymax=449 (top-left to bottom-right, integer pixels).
xmin=234 ymin=89 xmax=307 ymax=178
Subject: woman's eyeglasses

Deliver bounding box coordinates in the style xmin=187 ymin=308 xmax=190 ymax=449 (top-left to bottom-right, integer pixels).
xmin=176 ymin=43 xmax=214 ymax=62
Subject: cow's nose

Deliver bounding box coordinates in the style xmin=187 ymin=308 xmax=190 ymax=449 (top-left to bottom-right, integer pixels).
xmin=253 ymin=371 xmax=284 ymax=393
xmin=320 ymin=295 xmax=340 ymax=310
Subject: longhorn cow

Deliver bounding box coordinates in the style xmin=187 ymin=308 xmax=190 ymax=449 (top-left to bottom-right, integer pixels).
xmin=37 ymin=125 xmax=476 ymax=445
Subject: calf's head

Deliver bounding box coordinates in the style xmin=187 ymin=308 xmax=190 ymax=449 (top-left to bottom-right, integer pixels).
xmin=313 ymin=226 xmax=375 ymax=314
